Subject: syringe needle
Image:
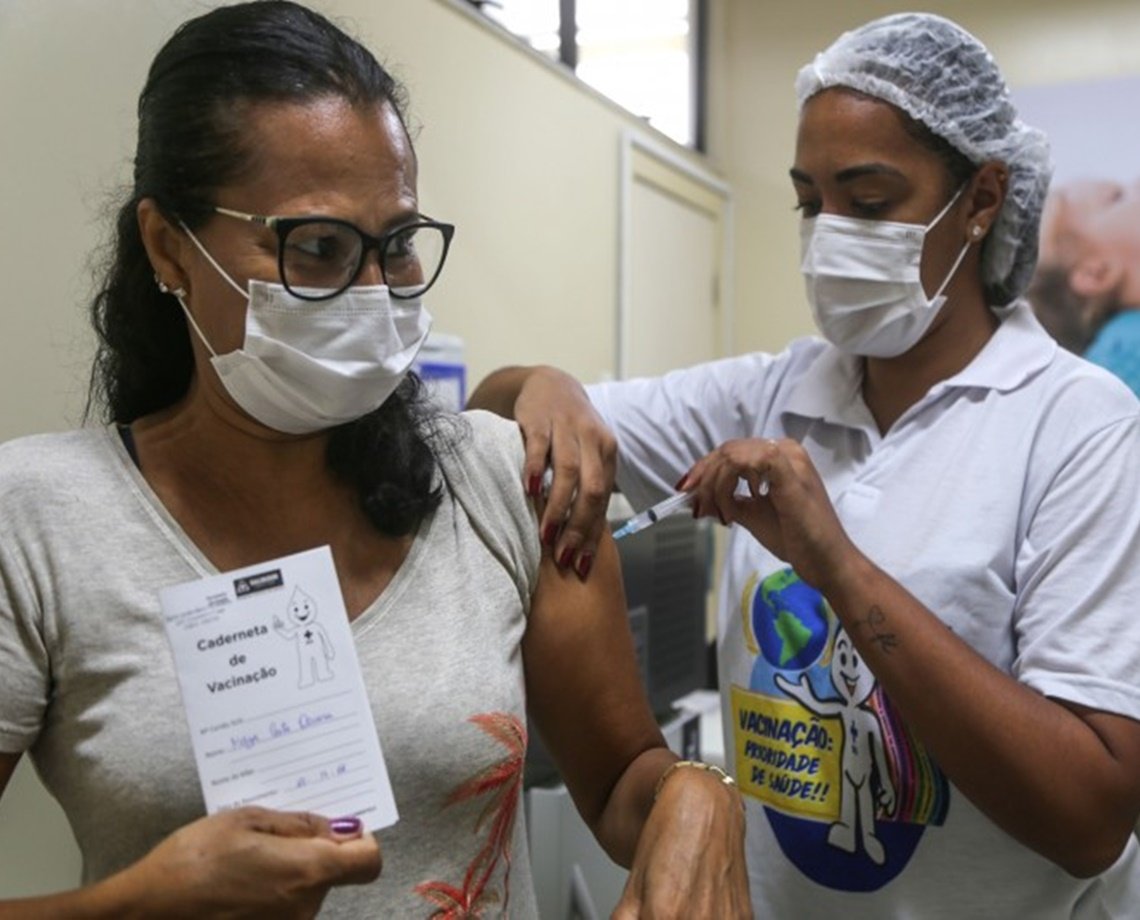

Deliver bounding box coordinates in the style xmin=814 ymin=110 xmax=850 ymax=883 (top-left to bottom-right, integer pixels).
xmin=612 ymin=491 xmax=693 ymax=540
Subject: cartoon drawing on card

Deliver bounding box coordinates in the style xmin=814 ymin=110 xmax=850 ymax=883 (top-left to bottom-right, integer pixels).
xmin=273 ymin=586 xmax=336 ymax=688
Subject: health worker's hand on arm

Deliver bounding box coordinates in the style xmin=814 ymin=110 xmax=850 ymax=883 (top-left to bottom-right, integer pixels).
xmin=682 ymin=437 xmax=1140 ymax=877
xmin=468 ymin=365 xmax=617 ymax=578
xmin=522 ymin=534 xmax=750 ymax=918
xmin=0 ymin=766 xmax=381 ymax=920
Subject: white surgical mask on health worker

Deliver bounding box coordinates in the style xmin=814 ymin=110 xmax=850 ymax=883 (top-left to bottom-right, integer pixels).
xmin=175 ymin=224 xmax=432 ymax=434
xmin=800 ymin=186 xmax=972 ymax=357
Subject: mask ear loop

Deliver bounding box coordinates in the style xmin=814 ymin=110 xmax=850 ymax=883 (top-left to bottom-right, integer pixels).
xmin=178 ymin=220 xmax=250 ymax=300
xmin=930 ymin=238 xmax=974 ymax=302
xmin=925 ymin=184 xmax=975 ymax=301
xmin=156 ymin=275 xmax=219 ymax=359
xmin=925 ymin=183 xmax=968 ymax=232
xmin=174 ymin=291 xmax=220 ymax=359
xmin=168 ymin=221 xmax=254 ymax=359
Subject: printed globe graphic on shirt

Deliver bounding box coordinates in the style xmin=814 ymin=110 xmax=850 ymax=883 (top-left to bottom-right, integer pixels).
xmin=735 ymin=566 xmax=950 ymax=892
xmin=750 ymin=568 xmax=831 ymax=671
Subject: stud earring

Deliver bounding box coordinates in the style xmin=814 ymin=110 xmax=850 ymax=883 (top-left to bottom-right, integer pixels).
xmin=155 ymin=274 xmax=186 ymax=297
xmin=970 ymin=225 xmax=984 ymax=240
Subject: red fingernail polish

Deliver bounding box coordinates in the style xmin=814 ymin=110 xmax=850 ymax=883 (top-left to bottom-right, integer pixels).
xmin=558 ymin=547 xmax=575 ymax=568
xmin=542 ymin=523 xmax=558 ymax=546
xmin=528 ymin=474 xmax=542 ymax=497
xmin=576 ymin=553 xmax=593 ymax=579
xmin=675 ymin=474 xmax=688 ymax=490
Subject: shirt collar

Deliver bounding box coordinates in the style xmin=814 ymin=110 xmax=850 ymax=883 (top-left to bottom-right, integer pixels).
xmin=781 ymin=343 xmax=874 ymax=430
xmin=782 ymin=301 xmax=1057 ymax=428
xmin=933 ymin=300 xmax=1056 ymax=394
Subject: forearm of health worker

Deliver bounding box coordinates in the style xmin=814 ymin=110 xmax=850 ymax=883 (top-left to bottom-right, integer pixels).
xmin=523 ymin=528 xmax=751 ymax=917
xmin=467 ymin=365 xmax=617 ymax=577
xmin=0 ymin=752 xmax=379 ymax=920
xmin=683 ymin=436 xmax=1140 ymax=878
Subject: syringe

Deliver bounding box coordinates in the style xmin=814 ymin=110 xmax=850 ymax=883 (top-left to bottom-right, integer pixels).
xmin=611 ymin=491 xmax=693 ymax=541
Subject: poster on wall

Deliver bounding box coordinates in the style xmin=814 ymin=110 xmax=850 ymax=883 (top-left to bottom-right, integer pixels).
xmin=1015 ymin=75 xmax=1140 ymax=397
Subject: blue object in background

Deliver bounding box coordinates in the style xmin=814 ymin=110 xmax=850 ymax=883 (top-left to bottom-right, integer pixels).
xmin=1085 ymin=311 xmax=1140 ymax=399
xmin=414 ymin=333 xmax=466 ymax=412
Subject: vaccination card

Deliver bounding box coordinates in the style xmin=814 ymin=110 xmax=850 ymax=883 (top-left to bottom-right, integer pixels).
xmin=159 ymin=545 xmax=397 ymax=831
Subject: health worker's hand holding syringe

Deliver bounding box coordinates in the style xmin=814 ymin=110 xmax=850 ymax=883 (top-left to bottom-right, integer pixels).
xmin=612 ymin=475 xmax=770 ymax=541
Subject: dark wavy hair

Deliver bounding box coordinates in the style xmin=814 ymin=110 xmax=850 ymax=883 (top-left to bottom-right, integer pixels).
xmin=87 ymin=1 xmax=452 ymax=538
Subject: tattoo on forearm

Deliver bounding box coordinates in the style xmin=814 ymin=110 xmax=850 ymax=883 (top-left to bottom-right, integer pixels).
xmin=853 ymin=605 xmax=899 ymax=654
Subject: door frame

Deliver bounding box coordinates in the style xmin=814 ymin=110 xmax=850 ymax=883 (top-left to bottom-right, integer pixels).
xmin=617 ymin=129 xmax=734 ymax=379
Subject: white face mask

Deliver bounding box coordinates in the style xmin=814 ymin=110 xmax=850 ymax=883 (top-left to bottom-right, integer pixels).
xmin=799 ymin=187 xmax=972 ymax=358
xmin=176 ymin=226 xmax=432 ymax=434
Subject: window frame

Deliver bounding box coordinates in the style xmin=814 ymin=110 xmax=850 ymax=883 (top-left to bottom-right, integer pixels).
xmin=467 ymin=0 xmax=708 ymax=152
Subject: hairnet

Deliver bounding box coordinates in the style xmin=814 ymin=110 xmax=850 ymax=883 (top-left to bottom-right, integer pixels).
xmin=795 ymin=13 xmax=1052 ymax=305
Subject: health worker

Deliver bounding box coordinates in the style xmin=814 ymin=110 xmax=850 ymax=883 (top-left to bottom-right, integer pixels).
xmin=469 ymin=12 xmax=1140 ymax=918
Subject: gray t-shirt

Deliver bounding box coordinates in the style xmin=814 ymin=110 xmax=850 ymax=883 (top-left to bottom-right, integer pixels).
xmin=0 ymin=410 xmax=542 ymax=917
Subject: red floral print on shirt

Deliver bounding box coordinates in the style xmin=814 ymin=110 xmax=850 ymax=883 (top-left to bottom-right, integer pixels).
xmin=415 ymin=713 xmax=527 ymax=919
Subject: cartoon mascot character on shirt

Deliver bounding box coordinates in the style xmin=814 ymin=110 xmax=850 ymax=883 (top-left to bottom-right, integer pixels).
xmin=775 ymin=627 xmax=897 ymax=864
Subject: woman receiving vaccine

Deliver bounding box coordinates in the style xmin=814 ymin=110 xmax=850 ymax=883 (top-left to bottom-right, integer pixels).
xmin=470 ymin=12 xmax=1140 ymax=917
xmin=0 ymin=3 xmax=749 ymax=916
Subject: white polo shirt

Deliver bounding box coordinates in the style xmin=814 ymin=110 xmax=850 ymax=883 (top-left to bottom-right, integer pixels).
xmin=588 ymin=302 xmax=1140 ymax=918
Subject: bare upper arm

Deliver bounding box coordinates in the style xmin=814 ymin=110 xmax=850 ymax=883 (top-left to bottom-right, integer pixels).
xmin=0 ymin=751 xmax=22 ymax=799
xmin=522 ymin=533 xmax=665 ymax=827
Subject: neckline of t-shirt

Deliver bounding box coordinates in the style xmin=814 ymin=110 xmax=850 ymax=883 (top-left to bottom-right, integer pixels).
xmin=98 ymin=424 xmax=433 ymax=630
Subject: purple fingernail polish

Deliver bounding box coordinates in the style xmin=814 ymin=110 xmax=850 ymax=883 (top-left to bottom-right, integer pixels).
xmin=330 ymin=816 xmax=362 ymax=835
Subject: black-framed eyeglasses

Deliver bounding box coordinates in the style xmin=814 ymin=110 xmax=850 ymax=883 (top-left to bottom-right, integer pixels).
xmin=212 ymin=206 xmax=455 ymax=302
